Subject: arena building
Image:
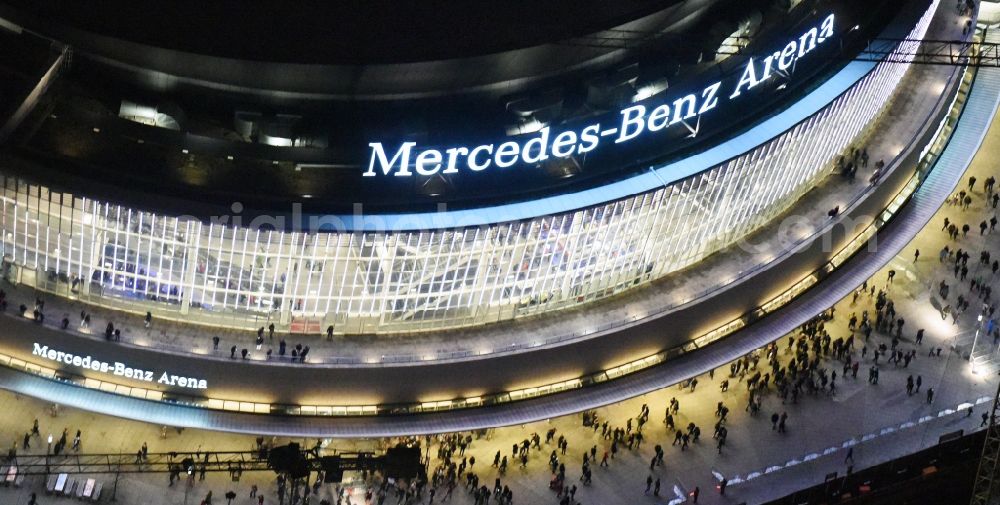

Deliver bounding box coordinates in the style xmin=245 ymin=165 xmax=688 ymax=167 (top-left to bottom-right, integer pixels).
xmin=0 ymin=0 xmax=985 ymax=440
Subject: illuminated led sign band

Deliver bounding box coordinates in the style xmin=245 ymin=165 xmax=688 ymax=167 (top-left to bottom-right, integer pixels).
xmin=32 ymin=343 xmax=208 ymax=390
xmin=365 ymin=14 xmax=835 ymax=178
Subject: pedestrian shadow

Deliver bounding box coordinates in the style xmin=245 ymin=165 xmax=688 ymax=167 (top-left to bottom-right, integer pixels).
xmin=879 ymin=390 xmax=910 ymax=405
xmin=928 ymin=295 xmax=943 ymax=313
xmin=945 ymin=414 xmax=974 ymax=428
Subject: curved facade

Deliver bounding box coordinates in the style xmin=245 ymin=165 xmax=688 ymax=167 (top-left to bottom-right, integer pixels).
xmin=0 ymin=6 xmax=932 ymax=335
xmin=0 ymin=0 xmax=982 ymax=433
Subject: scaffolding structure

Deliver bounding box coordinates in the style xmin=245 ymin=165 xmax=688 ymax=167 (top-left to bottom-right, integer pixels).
xmin=972 ymin=381 xmax=1000 ymax=505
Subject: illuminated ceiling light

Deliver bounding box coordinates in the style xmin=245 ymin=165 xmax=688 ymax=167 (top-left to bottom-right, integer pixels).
xmin=633 ymin=87 xmax=657 ymax=102
xmin=506 ymin=118 xmax=545 ymax=136
xmin=226 ymin=155 xmax=234 ymax=161
xmin=261 ymin=135 xmax=293 ymax=147
xmin=632 ymin=80 xmax=669 ymax=103
xmin=181 ymin=149 xmax=189 ymax=154
xmin=92 ymin=127 xmax=100 ymax=133
xmin=521 ymin=119 xmax=544 ymax=134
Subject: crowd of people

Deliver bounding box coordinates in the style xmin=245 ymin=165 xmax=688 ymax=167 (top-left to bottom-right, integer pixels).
xmin=10 ymin=418 xmax=82 ymax=460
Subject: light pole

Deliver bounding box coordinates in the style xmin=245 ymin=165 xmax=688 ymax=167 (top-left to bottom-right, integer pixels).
xmin=111 ymin=446 xmax=122 ymax=502
xmin=45 ymin=434 xmax=52 ymax=475
xmin=183 ymin=467 xmax=192 ymax=505
xmin=972 ymin=314 xmax=985 ymax=373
